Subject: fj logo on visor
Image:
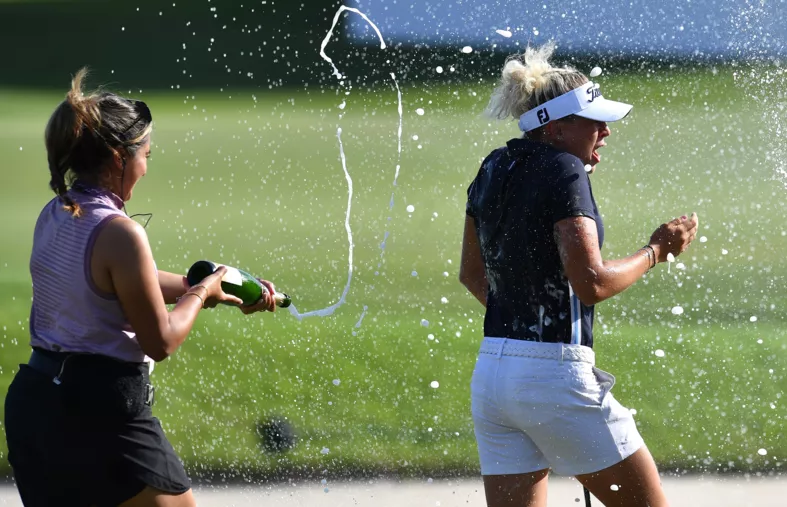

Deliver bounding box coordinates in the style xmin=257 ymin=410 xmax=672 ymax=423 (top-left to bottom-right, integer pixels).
xmin=537 ymin=108 xmax=550 ymax=125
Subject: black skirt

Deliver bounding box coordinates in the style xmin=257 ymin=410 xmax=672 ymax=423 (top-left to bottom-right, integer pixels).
xmin=4 ymin=349 xmax=191 ymax=506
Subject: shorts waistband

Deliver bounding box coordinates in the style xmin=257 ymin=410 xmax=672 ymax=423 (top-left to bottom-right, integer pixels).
xmin=27 ymin=349 xmax=155 ymax=406
xmin=479 ymin=337 xmax=595 ymax=364
xmin=28 ymin=348 xmax=65 ymax=380
xmin=28 ymin=348 xmax=149 ymax=378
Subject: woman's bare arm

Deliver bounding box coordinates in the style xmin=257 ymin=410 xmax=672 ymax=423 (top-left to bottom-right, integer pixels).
xmin=459 ymin=215 xmax=488 ymax=307
xmin=554 ymin=213 xmax=698 ymax=306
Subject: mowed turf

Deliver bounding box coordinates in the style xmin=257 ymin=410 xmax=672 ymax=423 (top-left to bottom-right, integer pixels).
xmin=0 ymin=65 xmax=786 ymax=478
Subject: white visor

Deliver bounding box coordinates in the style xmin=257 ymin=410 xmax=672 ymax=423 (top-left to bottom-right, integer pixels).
xmin=518 ymin=81 xmax=633 ymax=132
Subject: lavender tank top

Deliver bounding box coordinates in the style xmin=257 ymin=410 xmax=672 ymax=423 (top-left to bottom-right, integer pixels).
xmin=29 ymin=183 xmax=148 ymax=363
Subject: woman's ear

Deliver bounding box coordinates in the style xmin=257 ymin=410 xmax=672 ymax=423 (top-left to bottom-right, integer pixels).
xmin=544 ymin=121 xmax=563 ymax=142
xmin=112 ymin=148 xmax=128 ymax=169
xmin=106 ymin=149 xmax=127 ymax=179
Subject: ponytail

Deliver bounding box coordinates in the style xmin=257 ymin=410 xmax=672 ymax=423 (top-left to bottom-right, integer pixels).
xmin=43 ymin=67 xmax=153 ymax=217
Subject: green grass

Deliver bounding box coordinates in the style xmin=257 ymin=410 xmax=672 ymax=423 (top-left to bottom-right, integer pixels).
xmin=1 ymin=64 xmax=786 ymax=479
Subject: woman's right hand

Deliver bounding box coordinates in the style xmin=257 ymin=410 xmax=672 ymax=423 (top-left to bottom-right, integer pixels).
xmin=648 ymin=212 xmax=699 ymax=263
xmin=194 ymin=266 xmax=245 ymax=308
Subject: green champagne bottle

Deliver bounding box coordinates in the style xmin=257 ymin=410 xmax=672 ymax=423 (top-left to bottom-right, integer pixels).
xmin=186 ymin=260 xmax=291 ymax=308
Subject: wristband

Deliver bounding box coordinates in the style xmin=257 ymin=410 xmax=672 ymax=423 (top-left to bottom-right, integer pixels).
xmin=642 ymin=245 xmax=657 ymax=269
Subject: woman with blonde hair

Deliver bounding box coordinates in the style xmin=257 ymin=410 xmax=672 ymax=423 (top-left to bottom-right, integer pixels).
xmin=460 ymin=42 xmax=698 ymax=507
xmin=4 ymin=69 xmax=278 ymax=506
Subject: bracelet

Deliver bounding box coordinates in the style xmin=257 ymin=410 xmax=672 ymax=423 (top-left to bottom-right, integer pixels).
xmin=642 ymin=245 xmax=657 ymax=269
xmin=639 ymin=247 xmax=651 ymax=267
xmin=190 ymin=284 xmax=208 ymax=297
xmin=177 ymin=292 xmax=205 ymax=307
xmin=177 ymin=285 xmax=208 ymax=308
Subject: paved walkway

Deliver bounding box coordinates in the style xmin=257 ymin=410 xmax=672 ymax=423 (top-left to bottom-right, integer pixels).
xmin=0 ymin=475 xmax=783 ymax=506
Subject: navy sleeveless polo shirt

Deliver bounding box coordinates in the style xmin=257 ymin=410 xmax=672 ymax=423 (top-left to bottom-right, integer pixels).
xmin=466 ymin=138 xmax=604 ymax=348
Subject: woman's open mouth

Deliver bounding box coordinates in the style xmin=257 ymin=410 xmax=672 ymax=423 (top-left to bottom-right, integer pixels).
xmin=591 ymin=142 xmax=605 ymax=165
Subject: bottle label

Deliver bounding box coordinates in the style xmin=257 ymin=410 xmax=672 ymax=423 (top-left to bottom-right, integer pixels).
xmin=215 ymin=264 xmax=244 ymax=286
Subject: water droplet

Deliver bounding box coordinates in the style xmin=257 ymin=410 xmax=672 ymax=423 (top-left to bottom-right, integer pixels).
xmin=406 ymin=204 xmax=415 ymax=213
xmin=700 ymin=236 xmax=708 ymax=243
xmin=750 ymin=316 xmax=758 ymax=322
xmin=495 ymin=29 xmax=512 ymax=37
xmin=671 ymin=306 xmax=684 ymax=315
xmin=589 ymin=66 xmax=603 ymax=77
xmin=722 ymin=248 xmax=729 ymax=255
xmin=421 ymin=319 xmax=429 ymax=327
xmin=758 ymin=448 xmax=768 ymax=456
xmin=440 ymin=297 xmax=448 ymax=304
xmin=430 ymin=380 xmax=439 ymax=388
xmin=610 ymin=484 xmax=620 ymax=491
xmin=667 ymin=253 xmax=675 ymax=263
xmin=654 ymin=349 xmax=665 ymax=357
xmin=462 ymin=46 xmax=473 ymax=53
xmin=321 ymin=479 xmax=328 ymax=485
xmin=320 ymin=447 xmax=330 ymax=454
xmin=412 ymin=134 xmax=419 ymax=141
xmin=584 ymin=164 xmax=592 ymax=173
xmin=427 ymin=478 xmax=434 ymax=484
xmin=19 ymin=147 xmax=23 ymax=151
xmin=324 ymin=488 xmax=330 ymax=493
xmin=416 ymin=108 xmax=425 ymax=115
xmin=435 ymin=66 xmax=444 ymax=73
xmin=411 ymin=271 xmax=418 ymax=277
xmin=332 ymin=379 xmax=341 ymax=386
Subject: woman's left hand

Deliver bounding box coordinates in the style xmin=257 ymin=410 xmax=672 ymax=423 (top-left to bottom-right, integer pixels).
xmin=237 ymin=279 xmax=277 ymax=314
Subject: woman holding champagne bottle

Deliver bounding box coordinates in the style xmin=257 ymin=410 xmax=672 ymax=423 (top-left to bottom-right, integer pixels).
xmin=4 ymin=68 xmax=278 ymax=507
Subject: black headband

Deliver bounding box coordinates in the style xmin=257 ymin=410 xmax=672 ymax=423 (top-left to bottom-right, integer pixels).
xmin=118 ymin=100 xmax=153 ymax=141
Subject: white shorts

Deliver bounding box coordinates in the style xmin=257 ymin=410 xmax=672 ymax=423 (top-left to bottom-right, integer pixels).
xmin=471 ymin=337 xmax=644 ymax=477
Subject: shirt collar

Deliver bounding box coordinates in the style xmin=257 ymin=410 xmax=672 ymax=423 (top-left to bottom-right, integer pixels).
xmin=70 ymin=180 xmax=125 ymax=211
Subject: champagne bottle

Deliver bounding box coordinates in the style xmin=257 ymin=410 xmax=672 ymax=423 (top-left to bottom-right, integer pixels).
xmin=186 ymin=260 xmax=291 ymax=308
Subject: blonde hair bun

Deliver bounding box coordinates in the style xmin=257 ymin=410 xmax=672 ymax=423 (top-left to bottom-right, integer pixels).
xmin=487 ymin=41 xmax=587 ymax=122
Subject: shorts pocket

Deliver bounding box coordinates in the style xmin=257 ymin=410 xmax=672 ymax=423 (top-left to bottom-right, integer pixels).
xmin=592 ymin=366 xmax=616 ymax=403
xmin=59 ymin=356 xmax=149 ymax=421
xmin=569 ymin=365 xmax=616 ymax=407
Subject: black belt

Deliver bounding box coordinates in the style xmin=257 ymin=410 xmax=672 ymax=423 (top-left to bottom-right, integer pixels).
xmin=28 ymin=349 xmax=68 ymax=383
xmin=28 ymin=349 xmax=155 ymax=407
